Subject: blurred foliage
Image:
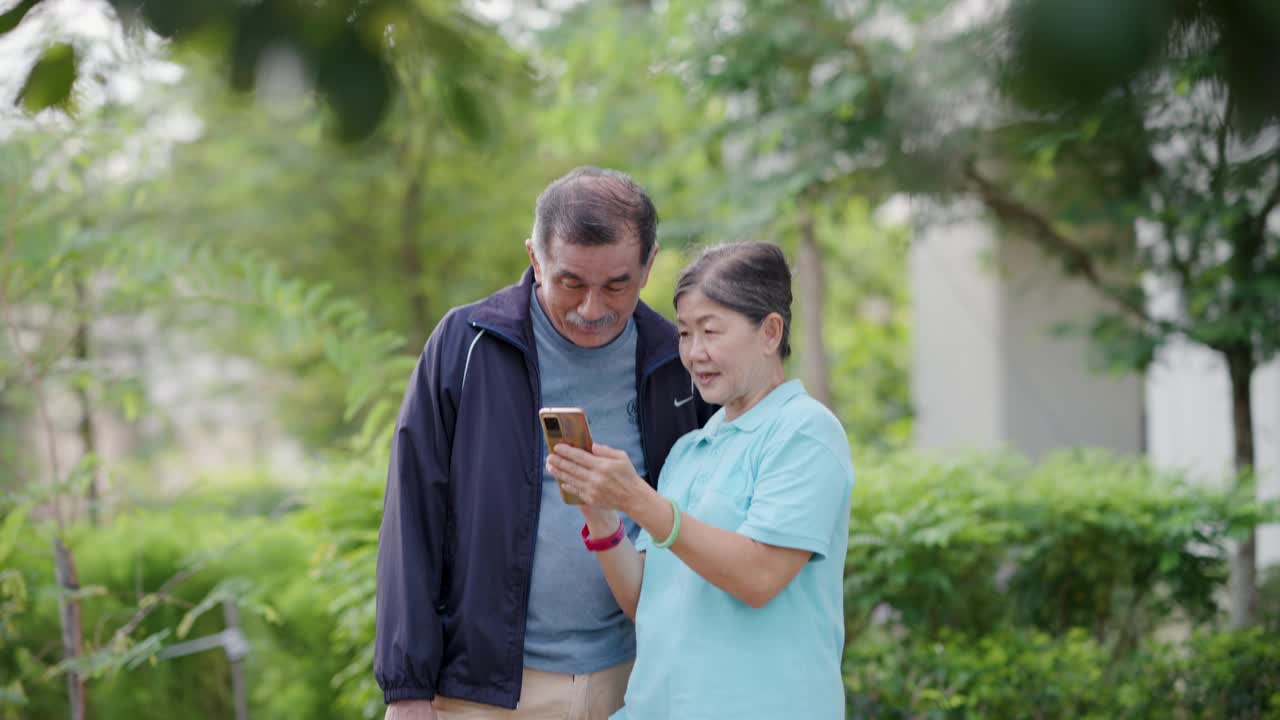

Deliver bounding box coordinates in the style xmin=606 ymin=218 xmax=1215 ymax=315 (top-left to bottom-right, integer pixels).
xmin=841 ymin=450 xmax=1280 ymax=719
xmin=5 ymin=449 xmax=1279 ymax=718
xmin=6 ymin=0 xmax=521 ymax=142
xmin=845 ymin=450 xmax=1273 ymax=644
xmin=1005 ymin=0 xmax=1280 ymax=132
xmin=0 ymin=0 xmax=912 ymax=454
xmin=845 ymin=625 xmax=1280 ymax=718
xmin=0 ymin=494 xmax=346 ymax=719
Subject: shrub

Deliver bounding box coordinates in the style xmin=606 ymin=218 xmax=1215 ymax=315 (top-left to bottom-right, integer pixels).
xmin=1166 ymin=629 xmax=1280 ymax=719
xmin=845 ymin=627 xmax=1120 ymax=719
xmin=0 ymin=501 xmax=345 ymax=719
xmin=846 ymin=450 xmax=1266 ymax=646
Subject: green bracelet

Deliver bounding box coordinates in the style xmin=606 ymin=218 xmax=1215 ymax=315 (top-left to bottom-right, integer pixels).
xmin=653 ymin=496 xmax=682 ymax=549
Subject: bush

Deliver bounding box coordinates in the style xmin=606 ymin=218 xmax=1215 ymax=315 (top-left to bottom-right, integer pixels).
xmin=846 ymin=450 xmax=1265 ymax=645
xmin=295 ymin=456 xmax=386 ymax=718
xmin=842 ymin=448 xmax=1279 ymax=718
xmin=844 ymin=453 xmax=1018 ymax=638
xmin=844 ymin=626 xmax=1280 ymax=719
xmin=5 ymin=449 xmax=1274 ymax=719
xmin=0 ymin=500 xmax=346 ymax=719
xmin=845 ymin=627 xmax=1120 ymax=718
xmin=1002 ymin=453 xmax=1251 ymax=641
xmin=1166 ymin=629 xmax=1280 ymax=719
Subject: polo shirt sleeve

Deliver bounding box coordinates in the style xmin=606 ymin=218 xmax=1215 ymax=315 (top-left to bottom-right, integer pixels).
xmin=737 ymin=431 xmax=851 ymax=560
xmin=635 ymin=433 xmax=695 ymax=553
xmin=634 ymin=527 xmax=653 ymax=553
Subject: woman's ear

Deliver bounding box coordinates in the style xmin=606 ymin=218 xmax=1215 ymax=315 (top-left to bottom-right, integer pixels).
xmin=760 ymin=313 xmax=785 ymax=355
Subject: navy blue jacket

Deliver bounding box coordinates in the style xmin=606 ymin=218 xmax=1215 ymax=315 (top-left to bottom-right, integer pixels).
xmin=375 ymin=268 xmax=714 ymax=708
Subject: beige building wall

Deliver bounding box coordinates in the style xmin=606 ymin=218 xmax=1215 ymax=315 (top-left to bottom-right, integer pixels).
xmin=910 ymin=215 xmax=1006 ymax=450
xmin=910 ymin=213 xmax=1143 ymax=458
xmin=911 ymin=211 xmax=1277 ymax=567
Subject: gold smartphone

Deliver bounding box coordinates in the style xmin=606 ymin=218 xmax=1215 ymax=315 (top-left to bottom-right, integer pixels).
xmin=539 ymin=407 xmax=594 ymax=505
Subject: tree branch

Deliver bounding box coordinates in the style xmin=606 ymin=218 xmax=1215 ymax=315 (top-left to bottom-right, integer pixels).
xmin=0 ymin=186 xmax=65 ymax=529
xmin=1212 ymin=86 xmax=1233 ymax=203
xmin=108 ymin=493 xmax=297 ymax=646
xmin=847 ymin=40 xmax=884 ymax=117
xmin=964 ymin=160 xmax=1154 ymax=327
xmin=110 ymin=563 xmax=206 ymax=645
xmin=1257 ymin=170 xmax=1280 ymax=237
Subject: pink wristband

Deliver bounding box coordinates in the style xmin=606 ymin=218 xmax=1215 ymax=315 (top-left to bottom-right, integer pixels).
xmin=581 ymin=519 xmax=625 ymax=552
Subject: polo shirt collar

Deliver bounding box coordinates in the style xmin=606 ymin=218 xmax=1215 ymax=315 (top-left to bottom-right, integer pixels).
xmin=696 ymin=379 xmax=806 ymax=440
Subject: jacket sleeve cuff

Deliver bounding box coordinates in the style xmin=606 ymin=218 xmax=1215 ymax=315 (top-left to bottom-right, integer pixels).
xmin=384 ymin=687 xmax=436 ymax=704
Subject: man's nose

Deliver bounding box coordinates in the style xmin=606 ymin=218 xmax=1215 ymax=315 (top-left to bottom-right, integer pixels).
xmin=578 ymin=289 xmax=607 ymax=319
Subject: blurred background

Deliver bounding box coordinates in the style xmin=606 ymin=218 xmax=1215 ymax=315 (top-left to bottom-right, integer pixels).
xmin=2 ymin=0 xmax=1279 ymax=717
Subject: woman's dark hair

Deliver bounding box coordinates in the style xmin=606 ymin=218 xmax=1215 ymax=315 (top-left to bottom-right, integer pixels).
xmin=674 ymin=242 xmax=792 ymax=359
xmin=531 ymin=166 xmax=658 ymax=265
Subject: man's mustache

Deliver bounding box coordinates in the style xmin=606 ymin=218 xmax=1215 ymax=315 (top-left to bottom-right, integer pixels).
xmin=566 ymin=311 xmax=619 ymax=328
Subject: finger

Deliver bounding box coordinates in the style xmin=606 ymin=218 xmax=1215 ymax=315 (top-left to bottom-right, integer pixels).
xmin=548 ymin=455 xmax=590 ymax=482
xmin=554 ymin=443 xmax=598 ymax=464
xmin=591 ymin=443 xmax=628 ymax=460
xmin=561 ymin=482 xmax=592 ymax=504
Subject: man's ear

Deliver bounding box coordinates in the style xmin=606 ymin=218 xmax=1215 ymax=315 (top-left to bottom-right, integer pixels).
xmin=525 ymin=238 xmax=543 ymax=284
xmin=639 ymin=242 xmax=660 ymax=289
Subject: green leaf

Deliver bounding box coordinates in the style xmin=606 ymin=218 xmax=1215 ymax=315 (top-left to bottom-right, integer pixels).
xmin=0 ymin=0 xmax=42 ymax=35
xmin=176 ymin=577 xmax=251 ymax=639
xmin=0 ymin=504 xmax=31 ymax=567
xmin=121 ymin=391 xmax=140 ymax=421
xmin=17 ymin=43 xmax=77 ymax=113
xmin=0 ymin=678 xmax=28 ymax=707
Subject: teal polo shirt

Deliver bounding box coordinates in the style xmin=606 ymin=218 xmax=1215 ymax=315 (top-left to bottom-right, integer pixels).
xmin=615 ymin=380 xmax=854 ymax=720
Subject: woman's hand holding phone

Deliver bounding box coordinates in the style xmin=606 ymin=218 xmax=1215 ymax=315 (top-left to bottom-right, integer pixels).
xmin=546 ymin=443 xmax=650 ymax=518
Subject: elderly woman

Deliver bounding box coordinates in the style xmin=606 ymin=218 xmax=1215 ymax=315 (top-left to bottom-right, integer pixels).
xmin=547 ymin=241 xmax=854 ymax=719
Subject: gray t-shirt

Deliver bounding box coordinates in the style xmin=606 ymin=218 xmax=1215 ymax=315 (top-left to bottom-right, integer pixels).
xmin=522 ymin=286 xmax=647 ymax=674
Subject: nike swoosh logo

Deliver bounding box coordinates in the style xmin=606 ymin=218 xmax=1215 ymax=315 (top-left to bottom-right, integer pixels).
xmin=674 ymin=395 xmax=695 ymax=407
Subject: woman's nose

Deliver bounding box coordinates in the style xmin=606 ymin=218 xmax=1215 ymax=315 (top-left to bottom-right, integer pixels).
xmin=687 ymin=334 xmax=710 ymax=359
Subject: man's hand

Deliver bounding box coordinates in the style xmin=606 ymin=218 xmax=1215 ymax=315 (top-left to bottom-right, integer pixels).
xmin=385 ymin=700 xmax=438 ymax=720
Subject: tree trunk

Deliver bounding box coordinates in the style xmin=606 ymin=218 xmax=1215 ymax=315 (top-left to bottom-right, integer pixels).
xmin=796 ymin=213 xmax=832 ymax=408
xmin=54 ymin=537 xmax=86 ymax=720
xmin=1226 ymin=348 xmax=1258 ymax=628
xmin=73 ymin=279 xmax=98 ymax=525
xmin=399 ymin=139 xmax=431 ymax=344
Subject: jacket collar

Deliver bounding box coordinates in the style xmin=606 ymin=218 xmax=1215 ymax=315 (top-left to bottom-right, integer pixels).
xmin=466 ymin=267 xmax=680 ymax=374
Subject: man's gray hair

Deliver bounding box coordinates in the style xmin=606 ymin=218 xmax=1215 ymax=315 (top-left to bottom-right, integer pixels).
xmin=530 ymin=166 xmax=658 ymax=265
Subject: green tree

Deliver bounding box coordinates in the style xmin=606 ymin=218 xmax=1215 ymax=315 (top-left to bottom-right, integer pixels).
xmin=668 ymin=0 xmax=923 ymax=442
xmin=956 ymin=0 xmax=1280 ymax=626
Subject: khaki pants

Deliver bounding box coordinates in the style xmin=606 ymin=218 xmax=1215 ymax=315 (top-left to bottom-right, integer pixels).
xmin=433 ymin=661 xmax=633 ymax=720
